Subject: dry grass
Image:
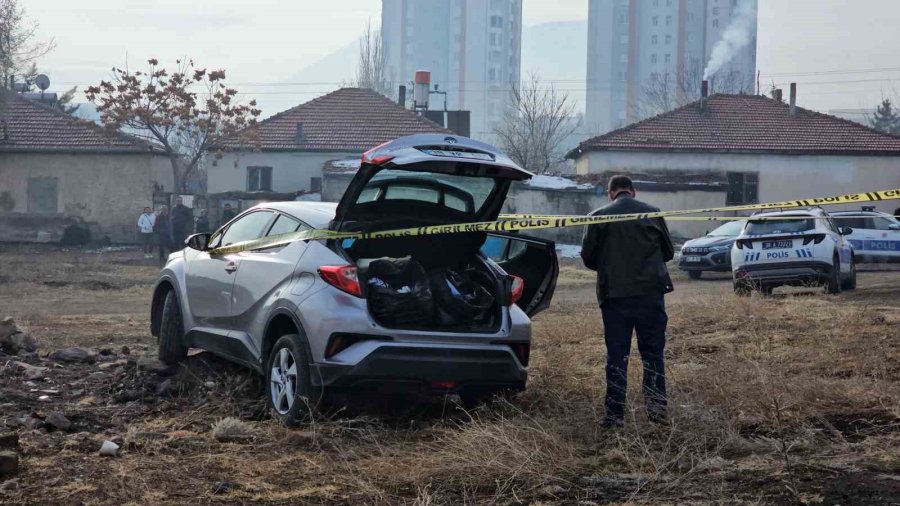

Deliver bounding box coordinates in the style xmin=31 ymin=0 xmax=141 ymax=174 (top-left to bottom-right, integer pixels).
xmin=2 ymin=247 xmax=899 ymax=504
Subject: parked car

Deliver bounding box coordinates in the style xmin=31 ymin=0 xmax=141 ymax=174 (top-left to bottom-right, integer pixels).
xmin=150 ymin=134 xmax=559 ymax=425
xmin=678 ymin=220 xmax=744 ymax=279
xmin=731 ymin=208 xmax=856 ymax=295
xmin=829 ymin=207 xmax=900 ymax=263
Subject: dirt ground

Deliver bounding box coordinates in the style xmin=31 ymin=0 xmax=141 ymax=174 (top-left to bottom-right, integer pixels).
xmin=1 ymin=245 xmax=899 ymax=505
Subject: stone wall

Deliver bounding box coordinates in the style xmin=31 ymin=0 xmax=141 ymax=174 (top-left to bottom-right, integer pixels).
xmin=0 ymin=152 xmax=172 ymax=243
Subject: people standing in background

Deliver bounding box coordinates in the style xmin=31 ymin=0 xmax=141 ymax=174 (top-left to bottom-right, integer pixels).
xmin=196 ymin=209 xmax=211 ymax=234
xmin=221 ymin=203 xmax=236 ymax=227
xmin=154 ymin=205 xmax=173 ymax=261
xmin=170 ymin=197 xmax=193 ymax=251
xmin=137 ymin=207 xmax=156 ymax=259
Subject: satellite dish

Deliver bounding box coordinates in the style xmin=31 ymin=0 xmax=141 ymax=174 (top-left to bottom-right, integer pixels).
xmin=35 ymin=74 xmax=50 ymax=91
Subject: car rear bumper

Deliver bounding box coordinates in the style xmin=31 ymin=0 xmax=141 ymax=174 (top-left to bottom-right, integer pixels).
xmin=734 ymin=260 xmax=832 ymax=287
xmin=311 ymin=344 xmax=527 ymax=394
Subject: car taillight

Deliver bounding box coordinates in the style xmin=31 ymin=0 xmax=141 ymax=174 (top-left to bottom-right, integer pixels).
xmin=318 ymin=265 xmax=362 ymax=297
xmin=509 ymin=275 xmax=525 ymax=305
xmin=361 ymin=142 xmax=395 ymax=165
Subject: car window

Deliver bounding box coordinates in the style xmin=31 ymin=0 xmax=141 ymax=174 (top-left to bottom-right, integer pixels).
xmin=481 ymin=236 xmax=508 ymax=261
xmin=445 ymin=193 xmax=469 ymax=212
xmin=709 ymin=220 xmax=744 ymax=237
xmin=745 ymin=217 xmax=814 ymax=235
xmin=266 ymin=214 xmax=307 ymax=237
xmin=835 ymin=216 xmax=869 ymax=230
xmin=384 ymin=184 xmax=440 ymax=203
xmin=220 ymin=211 xmax=273 ymax=246
xmin=872 ymin=217 xmax=896 ymax=231
xmin=357 ymin=187 xmax=381 ymax=203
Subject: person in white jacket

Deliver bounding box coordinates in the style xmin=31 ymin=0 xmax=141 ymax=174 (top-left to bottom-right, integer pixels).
xmin=137 ymin=207 xmax=156 ymax=258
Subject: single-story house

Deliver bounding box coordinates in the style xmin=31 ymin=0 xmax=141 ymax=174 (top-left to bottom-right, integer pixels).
xmin=567 ymin=91 xmax=900 ymax=216
xmin=0 ymin=92 xmax=172 ymax=243
xmin=210 ymin=87 xmax=450 ymax=195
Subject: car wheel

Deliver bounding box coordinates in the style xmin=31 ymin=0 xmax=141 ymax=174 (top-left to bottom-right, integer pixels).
xmin=841 ymin=256 xmax=857 ymax=291
xmin=265 ymin=334 xmax=320 ymax=426
xmin=157 ymin=290 xmax=188 ymax=365
xmin=826 ymin=254 xmax=842 ymax=295
xmin=733 ymin=281 xmax=751 ymax=297
xmin=688 ymin=271 xmax=702 ymax=280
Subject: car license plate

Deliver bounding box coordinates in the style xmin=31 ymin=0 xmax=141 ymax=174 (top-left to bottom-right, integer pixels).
xmin=762 ymin=240 xmax=792 ymax=249
xmin=684 ymin=256 xmax=702 ymax=262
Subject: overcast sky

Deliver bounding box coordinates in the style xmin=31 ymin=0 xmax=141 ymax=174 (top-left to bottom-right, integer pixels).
xmin=28 ymin=0 xmax=900 ymax=117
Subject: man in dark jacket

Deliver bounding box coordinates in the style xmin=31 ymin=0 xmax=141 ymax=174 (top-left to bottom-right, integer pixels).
xmin=170 ymin=197 xmax=193 ymax=251
xmin=581 ymin=175 xmax=675 ymax=427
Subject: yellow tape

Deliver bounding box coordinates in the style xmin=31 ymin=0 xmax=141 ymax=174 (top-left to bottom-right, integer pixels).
xmin=208 ymin=188 xmax=900 ymax=255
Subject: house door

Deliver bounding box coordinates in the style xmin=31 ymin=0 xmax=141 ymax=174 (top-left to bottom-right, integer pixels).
xmin=27 ymin=177 xmax=59 ymax=214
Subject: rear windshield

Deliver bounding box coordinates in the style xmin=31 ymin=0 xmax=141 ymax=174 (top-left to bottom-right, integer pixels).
xmin=356 ymin=169 xmax=497 ymax=215
xmin=708 ymin=220 xmax=745 ymax=237
xmin=745 ymin=217 xmax=815 ymax=235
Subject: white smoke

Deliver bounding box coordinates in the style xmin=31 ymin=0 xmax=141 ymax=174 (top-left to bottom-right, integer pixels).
xmin=703 ymin=0 xmax=758 ymax=80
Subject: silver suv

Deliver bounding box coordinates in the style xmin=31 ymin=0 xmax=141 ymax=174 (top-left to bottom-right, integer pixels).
xmin=150 ymin=135 xmax=559 ymax=424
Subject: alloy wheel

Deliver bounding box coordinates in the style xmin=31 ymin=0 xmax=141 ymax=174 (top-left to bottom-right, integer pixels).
xmin=269 ymin=347 xmax=298 ymax=415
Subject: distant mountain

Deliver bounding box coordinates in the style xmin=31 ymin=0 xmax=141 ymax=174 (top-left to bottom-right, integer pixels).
xmin=521 ymin=20 xmax=587 ymax=112
xmin=257 ymin=19 xmax=589 ymax=117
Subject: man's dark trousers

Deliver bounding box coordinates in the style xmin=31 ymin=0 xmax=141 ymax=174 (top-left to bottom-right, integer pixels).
xmin=601 ymin=294 xmax=668 ymax=423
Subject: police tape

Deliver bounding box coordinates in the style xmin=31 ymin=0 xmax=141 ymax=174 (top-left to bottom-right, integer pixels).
xmin=208 ymin=188 xmax=900 ymax=255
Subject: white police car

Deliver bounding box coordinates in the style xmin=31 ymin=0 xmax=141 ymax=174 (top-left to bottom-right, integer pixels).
xmin=829 ymin=207 xmax=900 ymax=263
xmin=731 ymin=208 xmax=856 ymax=295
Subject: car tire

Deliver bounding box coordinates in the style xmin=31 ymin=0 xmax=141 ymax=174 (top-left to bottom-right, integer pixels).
xmin=826 ymin=254 xmax=842 ymax=295
xmin=841 ymin=256 xmax=857 ymax=291
xmin=265 ymin=334 xmax=321 ymax=426
xmin=734 ymin=282 xmax=752 ymax=297
xmin=157 ymin=290 xmax=188 ymax=365
xmin=688 ymin=271 xmax=702 ymax=280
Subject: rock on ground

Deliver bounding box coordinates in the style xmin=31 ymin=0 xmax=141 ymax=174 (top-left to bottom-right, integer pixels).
xmin=45 ymin=412 xmax=72 ymax=432
xmin=0 ymin=451 xmax=18 ymax=478
xmin=0 ymin=317 xmax=37 ymax=355
xmin=49 ymin=347 xmax=96 ymax=364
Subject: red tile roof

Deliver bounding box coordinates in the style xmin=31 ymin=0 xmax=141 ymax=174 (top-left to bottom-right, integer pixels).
xmin=0 ymin=92 xmax=155 ymax=154
xmin=222 ymin=87 xmax=450 ymax=152
xmin=569 ymin=94 xmax=900 ymax=158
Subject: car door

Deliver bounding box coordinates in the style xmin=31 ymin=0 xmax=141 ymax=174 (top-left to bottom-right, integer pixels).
xmin=230 ymin=212 xmax=311 ymax=322
xmin=184 ymin=210 xmax=274 ymax=329
xmin=867 ymin=215 xmax=900 ymax=260
xmin=481 ymin=233 xmax=559 ymax=316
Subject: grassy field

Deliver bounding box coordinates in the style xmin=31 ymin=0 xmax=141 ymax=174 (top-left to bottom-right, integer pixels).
xmin=1 ymin=245 xmax=898 ymax=505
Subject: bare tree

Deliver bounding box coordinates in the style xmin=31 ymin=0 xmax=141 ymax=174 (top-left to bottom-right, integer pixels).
xmin=0 ymin=0 xmax=55 ymax=89
xmin=636 ymin=59 xmax=748 ymax=118
xmin=353 ymin=20 xmax=393 ymax=98
xmin=86 ymin=58 xmax=261 ymax=192
xmin=494 ymin=73 xmax=580 ymax=174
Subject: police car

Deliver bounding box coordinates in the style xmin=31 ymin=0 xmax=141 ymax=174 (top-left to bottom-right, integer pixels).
xmin=731 ymin=208 xmax=856 ymax=295
xmin=829 ymin=207 xmax=900 ymax=263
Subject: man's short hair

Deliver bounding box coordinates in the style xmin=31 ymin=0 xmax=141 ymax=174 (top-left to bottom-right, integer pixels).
xmin=608 ymin=175 xmax=635 ymax=194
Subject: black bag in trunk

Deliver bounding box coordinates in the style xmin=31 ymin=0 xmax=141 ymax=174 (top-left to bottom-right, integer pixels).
xmin=429 ymin=267 xmax=495 ymax=327
xmin=365 ymin=257 xmax=434 ymax=327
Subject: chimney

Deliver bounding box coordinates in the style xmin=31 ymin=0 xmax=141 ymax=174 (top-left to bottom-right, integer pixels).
xmin=413 ymin=70 xmax=431 ymax=111
xmin=295 ymin=123 xmax=305 ymax=144
xmin=398 ymin=85 xmax=407 ymax=108
xmin=789 ymin=82 xmax=797 ymax=117
xmin=700 ymin=80 xmax=709 ymax=112
xmin=773 ymin=89 xmax=782 ymax=102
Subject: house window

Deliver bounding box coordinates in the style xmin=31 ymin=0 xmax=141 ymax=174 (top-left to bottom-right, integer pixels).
xmin=713 ymin=18 xmax=719 ymax=28
xmin=713 ymin=7 xmax=720 ymax=15
xmin=651 ymin=54 xmax=658 ymax=64
xmin=665 ymin=34 xmax=672 ymax=44
xmin=666 ymin=15 xmax=672 ymax=26
xmin=726 ymin=172 xmax=759 ymax=205
xmin=651 ymin=34 xmax=658 ymax=44
xmin=652 ymin=16 xmax=658 ymax=26
xmin=27 ymin=176 xmax=58 ymax=214
xmin=247 ymin=166 xmax=273 ymax=192
xmin=665 ymin=53 xmax=671 ymax=63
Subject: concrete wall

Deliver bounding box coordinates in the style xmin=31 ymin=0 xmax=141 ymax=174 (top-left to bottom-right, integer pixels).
xmin=209 ymin=151 xmax=361 ymax=194
xmin=321 ymin=169 xmax=726 ymax=245
xmin=575 ymin=151 xmax=900 ymax=215
xmin=0 ymin=152 xmax=172 ymax=243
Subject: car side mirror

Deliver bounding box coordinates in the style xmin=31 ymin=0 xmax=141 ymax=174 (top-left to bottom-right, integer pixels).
xmin=186 ymin=233 xmax=211 ymax=251
xmin=889 ymin=224 xmax=900 ymax=231
xmin=839 ymin=226 xmax=853 ymax=236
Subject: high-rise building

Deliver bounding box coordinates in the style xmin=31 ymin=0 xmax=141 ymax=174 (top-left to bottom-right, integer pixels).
xmin=381 ymin=0 xmax=523 ymax=141
xmin=586 ymin=0 xmax=758 ymax=135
